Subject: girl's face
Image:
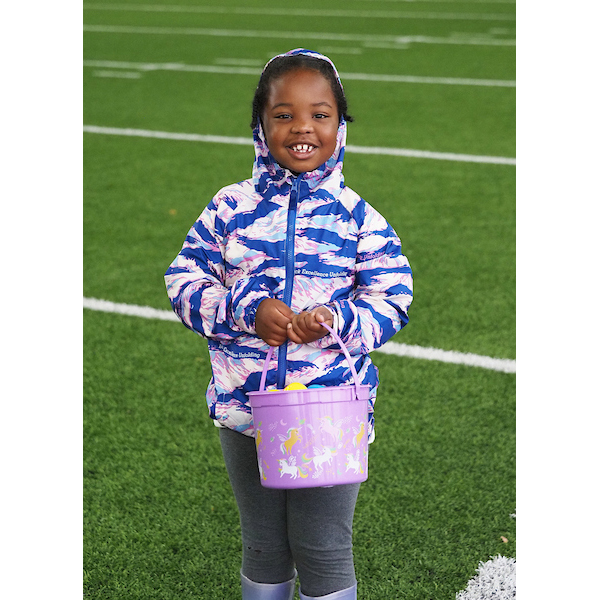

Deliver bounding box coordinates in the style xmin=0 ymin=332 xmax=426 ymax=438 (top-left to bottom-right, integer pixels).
xmin=262 ymin=68 xmax=339 ymax=174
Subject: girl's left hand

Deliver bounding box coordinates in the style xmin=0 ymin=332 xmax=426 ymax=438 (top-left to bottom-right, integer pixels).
xmin=287 ymin=306 xmax=334 ymax=344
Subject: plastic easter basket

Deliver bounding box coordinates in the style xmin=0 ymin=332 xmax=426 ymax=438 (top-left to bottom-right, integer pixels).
xmin=248 ymin=323 xmax=370 ymax=489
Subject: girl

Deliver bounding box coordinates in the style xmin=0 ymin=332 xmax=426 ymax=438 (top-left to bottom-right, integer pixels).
xmin=165 ymin=49 xmax=413 ymax=600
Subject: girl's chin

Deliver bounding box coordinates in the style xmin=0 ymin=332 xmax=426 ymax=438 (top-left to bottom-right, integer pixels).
xmin=278 ymin=158 xmax=324 ymax=175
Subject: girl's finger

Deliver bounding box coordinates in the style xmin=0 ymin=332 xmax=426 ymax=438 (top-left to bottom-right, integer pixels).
xmin=286 ymin=322 xmax=304 ymax=344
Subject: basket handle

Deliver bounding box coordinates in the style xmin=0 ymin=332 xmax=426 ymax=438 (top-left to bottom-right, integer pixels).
xmin=259 ymin=322 xmax=363 ymax=395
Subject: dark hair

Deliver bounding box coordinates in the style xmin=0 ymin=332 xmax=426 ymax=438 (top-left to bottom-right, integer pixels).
xmin=250 ymin=55 xmax=354 ymax=130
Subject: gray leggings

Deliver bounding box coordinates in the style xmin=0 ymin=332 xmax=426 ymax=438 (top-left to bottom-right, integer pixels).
xmin=219 ymin=427 xmax=360 ymax=597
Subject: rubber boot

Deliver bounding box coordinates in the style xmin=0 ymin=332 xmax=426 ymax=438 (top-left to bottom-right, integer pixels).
xmin=299 ymin=583 xmax=357 ymax=600
xmin=241 ymin=571 xmax=296 ymax=600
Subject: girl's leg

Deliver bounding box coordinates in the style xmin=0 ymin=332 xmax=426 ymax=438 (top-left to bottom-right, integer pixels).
xmin=219 ymin=427 xmax=296 ymax=584
xmin=287 ymin=483 xmax=361 ymax=598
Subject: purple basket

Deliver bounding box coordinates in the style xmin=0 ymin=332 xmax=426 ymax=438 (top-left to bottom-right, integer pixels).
xmin=248 ymin=324 xmax=370 ymax=489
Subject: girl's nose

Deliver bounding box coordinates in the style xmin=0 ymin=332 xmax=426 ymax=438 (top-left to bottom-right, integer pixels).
xmin=291 ymin=118 xmax=313 ymax=133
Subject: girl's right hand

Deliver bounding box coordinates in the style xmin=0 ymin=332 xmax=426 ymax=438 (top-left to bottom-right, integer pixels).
xmin=255 ymin=298 xmax=295 ymax=346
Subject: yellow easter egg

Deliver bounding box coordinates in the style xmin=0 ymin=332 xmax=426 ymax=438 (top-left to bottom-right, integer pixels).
xmin=284 ymin=382 xmax=307 ymax=391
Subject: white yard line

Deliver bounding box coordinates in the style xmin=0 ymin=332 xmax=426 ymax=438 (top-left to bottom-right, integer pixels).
xmin=84 ymin=297 xmax=180 ymax=322
xmin=83 ymin=125 xmax=254 ymax=147
xmin=82 ymin=25 xmax=516 ymax=47
xmin=376 ymin=340 xmax=516 ymax=373
xmin=83 ymin=3 xmax=516 ymax=21
xmin=92 ymin=69 xmax=142 ymax=79
xmin=82 ymin=59 xmax=516 ymax=88
xmin=83 ymin=297 xmax=515 ymax=373
xmin=83 ymin=125 xmax=515 ymax=165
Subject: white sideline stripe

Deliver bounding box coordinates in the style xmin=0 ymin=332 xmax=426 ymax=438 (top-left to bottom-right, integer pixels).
xmin=82 ymin=60 xmax=516 ymax=88
xmin=83 ymin=297 xmax=516 ymax=374
xmin=82 ymin=25 xmax=516 ymax=47
xmin=83 ymin=125 xmax=516 ymax=166
xmin=83 ymin=3 xmax=516 ymax=21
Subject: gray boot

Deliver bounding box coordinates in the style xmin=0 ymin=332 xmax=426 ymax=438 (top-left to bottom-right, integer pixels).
xmin=241 ymin=571 xmax=296 ymax=600
xmin=299 ymin=583 xmax=357 ymax=600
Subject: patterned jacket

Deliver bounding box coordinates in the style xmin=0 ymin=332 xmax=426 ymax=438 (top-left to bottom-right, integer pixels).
xmin=165 ymin=49 xmax=413 ymax=442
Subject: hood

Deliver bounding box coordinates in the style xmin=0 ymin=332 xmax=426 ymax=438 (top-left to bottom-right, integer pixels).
xmin=252 ymin=48 xmax=347 ymax=200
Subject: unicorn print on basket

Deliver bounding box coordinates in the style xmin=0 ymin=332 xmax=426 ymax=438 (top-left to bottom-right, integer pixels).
xmin=319 ymin=416 xmax=345 ymax=448
xmin=255 ymin=428 xmax=263 ymax=450
xmin=279 ymin=427 xmax=302 ymax=455
xmin=258 ymin=457 xmax=269 ymax=481
xmin=345 ymin=451 xmax=364 ymax=475
xmin=352 ymin=422 xmax=366 ymax=448
xmin=278 ymin=456 xmax=308 ymax=480
xmin=304 ymin=446 xmax=336 ymax=478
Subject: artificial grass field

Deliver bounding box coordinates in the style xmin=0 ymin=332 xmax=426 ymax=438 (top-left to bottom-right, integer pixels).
xmin=83 ymin=1 xmax=515 ymax=597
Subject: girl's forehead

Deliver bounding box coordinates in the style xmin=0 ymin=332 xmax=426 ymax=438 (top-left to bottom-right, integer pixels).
xmin=267 ymin=69 xmax=335 ymax=100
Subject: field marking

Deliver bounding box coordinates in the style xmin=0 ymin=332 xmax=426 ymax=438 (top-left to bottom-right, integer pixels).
xmin=83 ymin=60 xmax=516 ymax=88
xmin=92 ymin=69 xmax=141 ymax=79
xmin=83 ymin=3 xmax=515 ymax=21
xmin=83 ymin=297 xmax=515 ymax=373
xmin=376 ymin=340 xmax=516 ymax=373
xmin=455 ymin=554 xmax=516 ymax=600
xmin=82 ymin=25 xmax=516 ymax=47
xmin=83 ymin=125 xmax=516 ymax=166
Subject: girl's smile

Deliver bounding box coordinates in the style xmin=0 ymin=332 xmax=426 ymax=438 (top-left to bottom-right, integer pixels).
xmin=262 ymin=69 xmax=340 ymax=174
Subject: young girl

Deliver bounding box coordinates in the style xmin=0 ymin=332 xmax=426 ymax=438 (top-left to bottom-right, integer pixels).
xmin=165 ymin=49 xmax=413 ymax=600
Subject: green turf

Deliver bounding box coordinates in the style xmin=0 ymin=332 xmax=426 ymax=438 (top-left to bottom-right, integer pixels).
xmin=84 ymin=0 xmax=516 ymax=597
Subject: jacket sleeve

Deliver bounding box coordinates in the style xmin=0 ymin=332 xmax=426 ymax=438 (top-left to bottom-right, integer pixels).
xmin=315 ymin=200 xmax=413 ymax=354
xmin=164 ymin=195 xmax=272 ymax=341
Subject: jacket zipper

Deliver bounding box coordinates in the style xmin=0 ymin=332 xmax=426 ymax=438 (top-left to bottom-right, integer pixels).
xmin=277 ymin=176 xmax=301 ymax=388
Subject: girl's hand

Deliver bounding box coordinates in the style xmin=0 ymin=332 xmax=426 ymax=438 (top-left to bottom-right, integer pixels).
xmin=255 ymin=298 xmax=294 ymax=346
xmin=286 ymin=306 xmax=334 ymax=344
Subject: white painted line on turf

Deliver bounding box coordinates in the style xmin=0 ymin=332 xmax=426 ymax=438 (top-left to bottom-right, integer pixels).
xmin=82 ymin=60 xmax=516 ymax=88
xmin=82 ymin=125 xmax=516 ymax=165
xmin=83 ymin=3 xmax=516 ymax=22
xmin=82 ymin=25 xmax=516 ymax=47
xmin=83 ymin=60 xmax=264 ymax=77
xmin=83 ymin=296 xmax=180 ymax=322
xmin=375 ymin=340 xmax=516 ymax=373
xmin=83 ymin=125 xmax=254 ymax=147
xmin=83 ymin=297 xmax=516 ymax=374
xmin=345 ymin=144 xmax=516 ymax=165
xmin=92 ymin=69 xmax=141 ymax=79
xmin=455 ymin=555 xmax=516 ymax=600
xmin=341 ymin=71 xmax=515 ymax=87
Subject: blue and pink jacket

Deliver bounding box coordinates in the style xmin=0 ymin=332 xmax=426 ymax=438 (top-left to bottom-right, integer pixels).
xmin=165 ymin=49 xmax=413 ymax=442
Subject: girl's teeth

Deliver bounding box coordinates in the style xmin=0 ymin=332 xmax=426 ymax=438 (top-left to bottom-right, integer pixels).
xmin=292 ymin=144 xmax=313 ymax=153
